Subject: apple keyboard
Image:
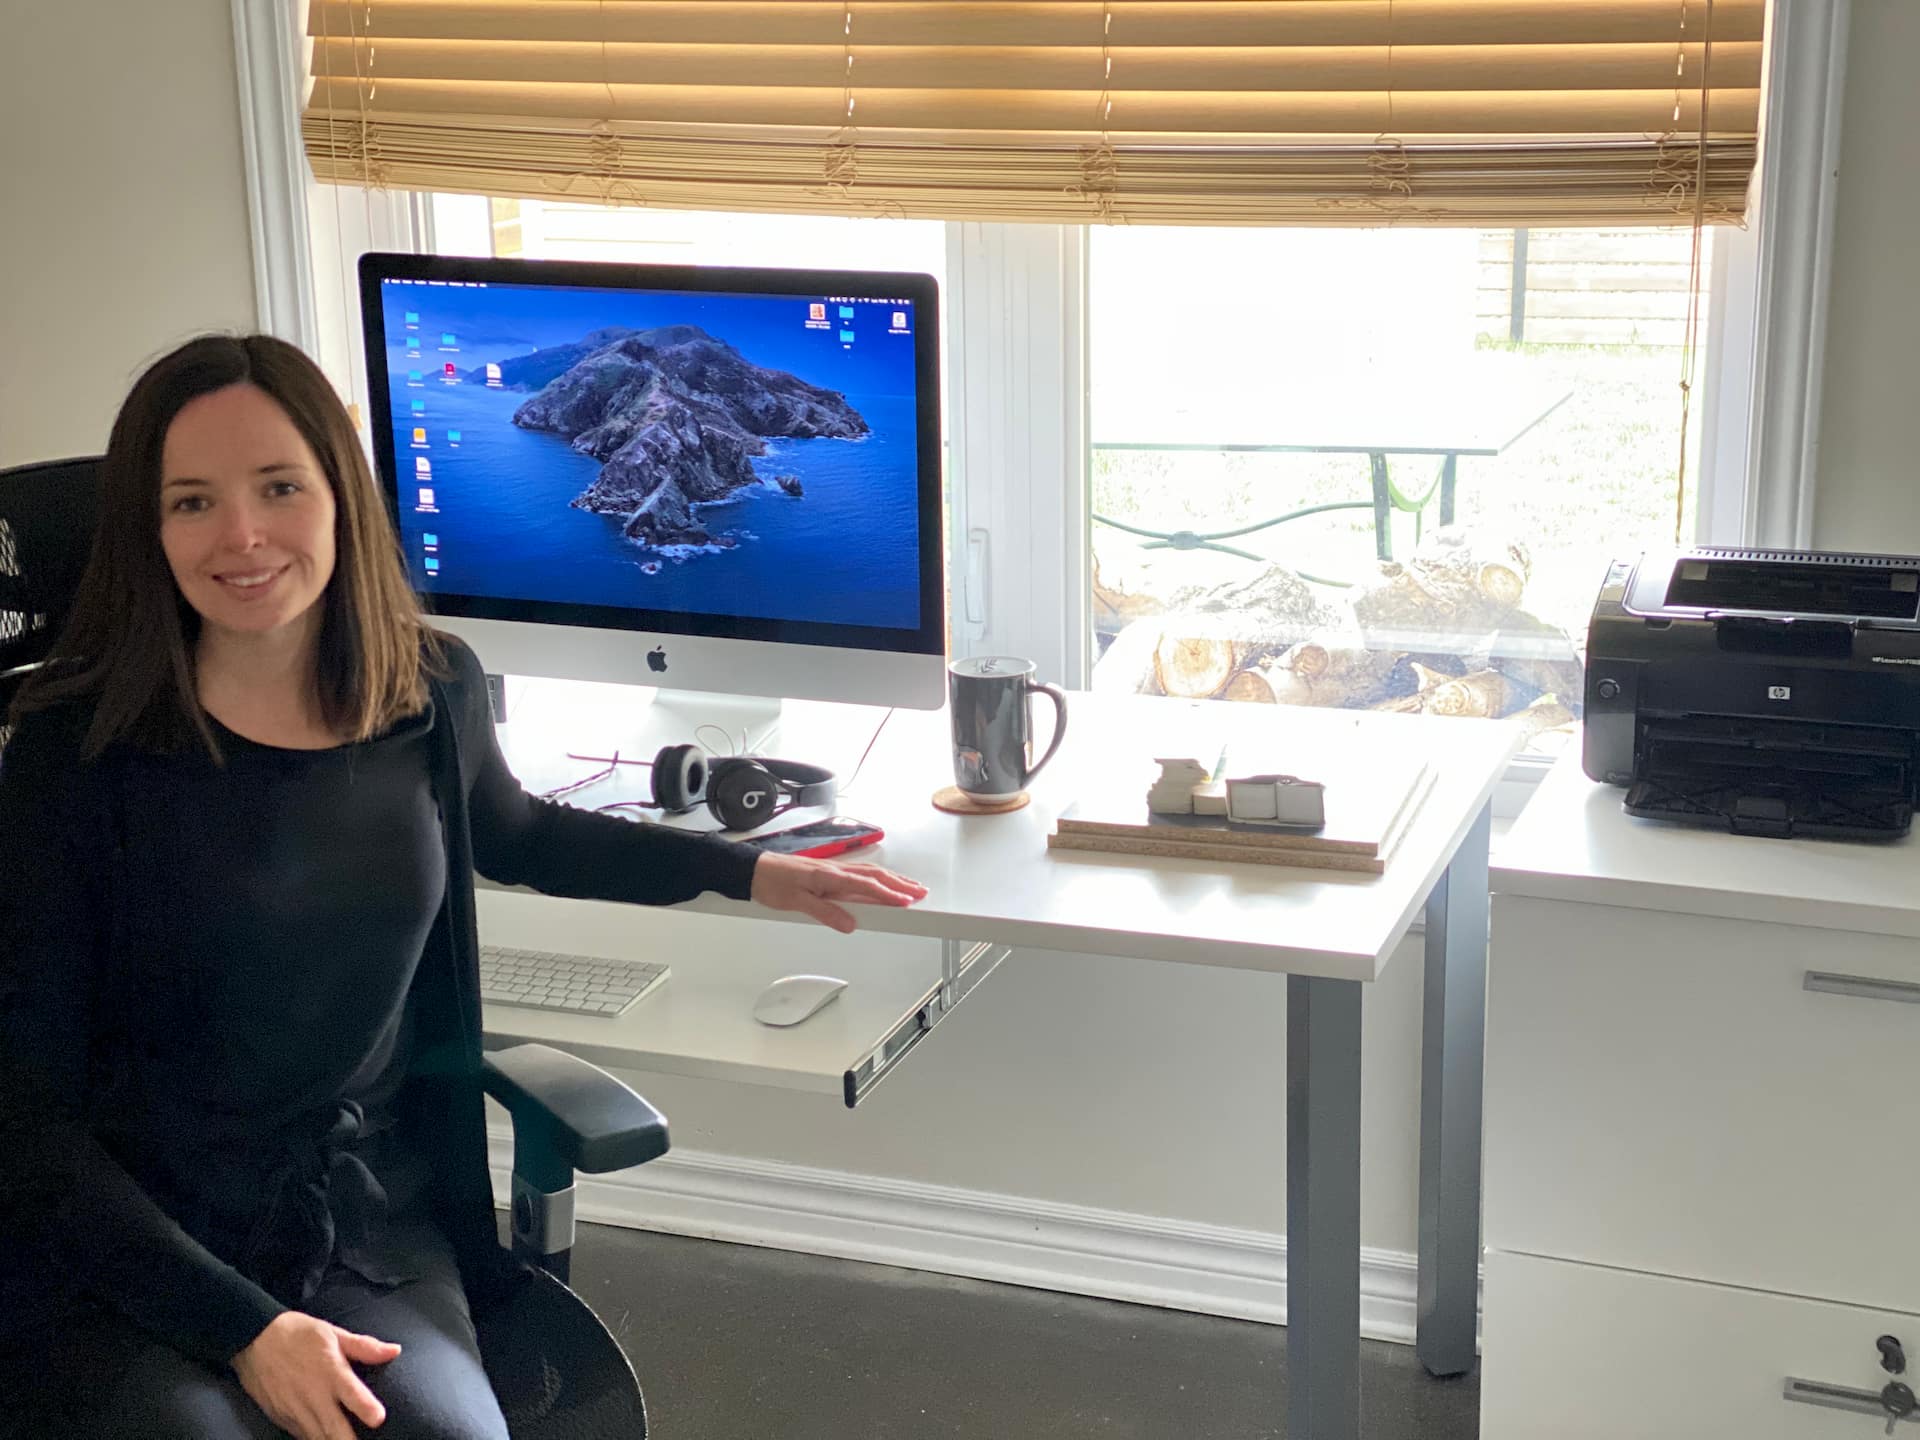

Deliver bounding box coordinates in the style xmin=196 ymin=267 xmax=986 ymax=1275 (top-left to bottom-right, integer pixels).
xmin=479 ymin=944 xmax=669 ymax=1018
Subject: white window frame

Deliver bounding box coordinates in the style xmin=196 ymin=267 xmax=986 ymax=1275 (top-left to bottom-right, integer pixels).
xmin=236 ymin=0 xmax=1850 ymax=788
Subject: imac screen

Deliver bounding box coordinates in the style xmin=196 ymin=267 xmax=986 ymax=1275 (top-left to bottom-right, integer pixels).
xmin=373 ymin=274 xmax=925 ymax=633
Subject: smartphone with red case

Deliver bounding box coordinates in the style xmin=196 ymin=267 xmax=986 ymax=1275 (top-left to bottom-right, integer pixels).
xmin=741 ymin=816 xmax=885 ymax=859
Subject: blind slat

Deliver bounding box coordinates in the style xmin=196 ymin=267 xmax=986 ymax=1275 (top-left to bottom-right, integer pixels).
xmin=309 ymin=79 xmax=1758 ymax=137
xmin=308 ymin=0 xmax=1766 ymax=49
xmin=310 ymin=38 xmax=1763 ymax=95
xmin=305 ymin=0 xmax=1760 ymax=227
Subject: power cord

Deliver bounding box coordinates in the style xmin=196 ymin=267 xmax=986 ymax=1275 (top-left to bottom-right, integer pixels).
xmin=836 ymin=707 xmax=895 ymax=797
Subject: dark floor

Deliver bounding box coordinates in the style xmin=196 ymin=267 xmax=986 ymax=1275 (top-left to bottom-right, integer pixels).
xmin=558 ymin=1222 xmax=1480 ymax=1439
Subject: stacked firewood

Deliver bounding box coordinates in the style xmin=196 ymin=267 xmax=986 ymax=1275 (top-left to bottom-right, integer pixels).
xmin=1092 ymin=528 xmax=1583 ymax=747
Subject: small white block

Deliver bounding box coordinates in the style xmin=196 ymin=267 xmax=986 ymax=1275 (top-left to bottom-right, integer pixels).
xmin=1225 ymin=775 xmax=1326 ymax=828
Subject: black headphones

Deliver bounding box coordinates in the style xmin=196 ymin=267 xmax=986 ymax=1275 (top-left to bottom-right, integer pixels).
xmin=648 ymin=744 xmax=837 ymax=832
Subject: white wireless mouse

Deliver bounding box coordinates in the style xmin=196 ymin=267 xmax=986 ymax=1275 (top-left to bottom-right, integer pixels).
xmin=752 ymin=974 xmax=849 ymax=1027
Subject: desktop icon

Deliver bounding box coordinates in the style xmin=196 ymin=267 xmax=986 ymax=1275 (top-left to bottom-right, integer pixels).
xmin=838 ymin=305 xmax=855 ymax=319
xmin=411 ymin=400 xmax=425 ymax=413
xmin=407 ymin=370 xmax=423 ymax=384
xmin=809 ymin=303 xmax=826 ymax=320
xmin=417 ymin=487 xmax=436 ymax=507
xmin=411 ymin=427 xmax=427 ymax=444
xmin=446 ymin=430 xmax=461 ymax=444
xmin=441 ymin=332 xmax=457 ymax=347
xmin=484 ymin=362 xmax=502 ymax=382
xmin=893 ymin=311 xmax=908 ymax=329
xmin=444 ymin=362 xmax=456 ymax=377
xmin=422 ymin=533 xmax=438 ymax=548
xmin=839 ymin=330 xmax=855 ymax=343
xmin=404 ymin=310 xmax=419 ymax=324
xmin=424 ymin=557 xmax=440 ymax=574
xmin=415 ymin=457 xmax=432 ymax=476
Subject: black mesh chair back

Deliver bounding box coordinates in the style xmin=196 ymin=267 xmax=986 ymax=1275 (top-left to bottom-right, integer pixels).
xmin=0 ymin=456 xmax=102 ymax=732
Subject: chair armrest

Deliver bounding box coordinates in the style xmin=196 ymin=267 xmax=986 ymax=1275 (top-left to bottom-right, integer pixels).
xmin=480 ymin=1043 xmax=669 ymax=1183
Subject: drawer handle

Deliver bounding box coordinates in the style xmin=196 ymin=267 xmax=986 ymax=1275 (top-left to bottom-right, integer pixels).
xmin=1804 ymin=971 xmax=1920 ymax=1007
xmin=1783 ymin=1377 xmax=1919 ymax=1425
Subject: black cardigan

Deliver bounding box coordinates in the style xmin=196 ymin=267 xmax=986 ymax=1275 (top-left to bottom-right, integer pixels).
xmin=0 ymin=636 xmax=761 ymax=1368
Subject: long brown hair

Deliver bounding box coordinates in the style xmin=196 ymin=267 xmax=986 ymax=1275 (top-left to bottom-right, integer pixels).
xmin=11 ymin=333 xmax=445 ymax=757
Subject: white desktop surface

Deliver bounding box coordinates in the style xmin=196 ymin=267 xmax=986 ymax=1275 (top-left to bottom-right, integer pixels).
xmin=1493 ymin=752 xmax=1920 ymax=938
xmin=488 ymin=679 xmax=1521 ymax=985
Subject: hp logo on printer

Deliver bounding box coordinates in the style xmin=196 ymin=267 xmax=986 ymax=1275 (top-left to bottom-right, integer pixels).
xmin=1767 ymin=685 xmax=1791 ymax=700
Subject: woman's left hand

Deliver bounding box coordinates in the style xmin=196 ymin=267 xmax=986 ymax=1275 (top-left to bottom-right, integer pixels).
xmin=749 ymin=852 xmax=929 ymax=934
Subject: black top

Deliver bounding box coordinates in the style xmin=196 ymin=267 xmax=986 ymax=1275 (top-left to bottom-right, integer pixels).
xmin=0 ymin=635 xmax=761 ymax=1368
xmin=108 ymin=704 xmax=448 ymax=1310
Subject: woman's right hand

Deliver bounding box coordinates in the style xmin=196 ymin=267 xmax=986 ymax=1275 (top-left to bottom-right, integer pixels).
xmin=230 ymin=1311 xmax=401 ymax=1439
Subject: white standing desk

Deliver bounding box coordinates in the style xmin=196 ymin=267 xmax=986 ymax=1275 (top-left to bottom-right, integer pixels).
xmin=481 ymin=681 xmax=1520 ymax=1439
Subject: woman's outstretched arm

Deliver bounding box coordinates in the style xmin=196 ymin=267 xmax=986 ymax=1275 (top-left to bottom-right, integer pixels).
xmin=447 ymin=639 xmax=764 ymax=905
xmin=446 ymin=641 xmax=927 ymax=924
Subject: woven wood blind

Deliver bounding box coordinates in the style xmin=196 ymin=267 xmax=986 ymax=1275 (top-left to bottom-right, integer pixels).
xmin=302 ymin=0 xmax=1762 ymax=227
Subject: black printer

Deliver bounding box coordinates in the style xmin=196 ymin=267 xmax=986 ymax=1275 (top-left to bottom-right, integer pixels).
xmin=1584 ymin=548 xmax=1920 ymax=840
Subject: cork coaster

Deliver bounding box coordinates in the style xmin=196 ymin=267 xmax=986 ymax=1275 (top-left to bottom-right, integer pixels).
xmin=932 ymin=785 xmax=1031 ymax=816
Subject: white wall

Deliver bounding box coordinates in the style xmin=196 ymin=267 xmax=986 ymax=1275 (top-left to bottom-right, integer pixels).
xmin=1812 ymin=0 xmax=1920 ymax=550
xmin=0 ymin=0 xmax=257 ymax=466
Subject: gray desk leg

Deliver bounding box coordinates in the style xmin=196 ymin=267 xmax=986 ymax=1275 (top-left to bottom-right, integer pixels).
xmin=1417 ymin=801 xmax=1491 ymax=1377
xmin=1288 ymin=974 xmax=1363 ymax=1440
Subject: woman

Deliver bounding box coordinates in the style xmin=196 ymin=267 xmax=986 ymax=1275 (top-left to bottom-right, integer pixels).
xmin=0 ymin=334 xmax=927 ymax=1440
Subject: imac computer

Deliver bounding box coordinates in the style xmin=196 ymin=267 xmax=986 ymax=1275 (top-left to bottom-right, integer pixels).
xmin=357 ymin=251 xmax=945 ymax=742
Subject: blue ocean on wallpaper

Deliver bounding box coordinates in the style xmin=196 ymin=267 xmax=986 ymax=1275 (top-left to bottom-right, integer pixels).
xmin=380 ymin=281 xmax=922 ymax=631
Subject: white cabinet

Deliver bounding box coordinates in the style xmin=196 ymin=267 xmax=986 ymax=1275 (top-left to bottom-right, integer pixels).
xmin=1482 ymin=1252 xmax=1920 ymax=1440
xmin=1487 ymin=894 xmax=1920 ymax=1314
xmin=1487 ymin=760 xmax=1920 ymax=1436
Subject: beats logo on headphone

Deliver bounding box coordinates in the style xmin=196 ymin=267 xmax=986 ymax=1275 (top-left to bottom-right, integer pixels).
xmin=647 ymin=743 xmax=836 ymax=831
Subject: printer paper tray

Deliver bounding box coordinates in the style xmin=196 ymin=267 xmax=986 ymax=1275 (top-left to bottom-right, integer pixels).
xmin=1626 ymin=716 xmax=1915 ymax=841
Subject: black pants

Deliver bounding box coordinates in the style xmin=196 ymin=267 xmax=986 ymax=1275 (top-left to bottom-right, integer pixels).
xmin=0 ymin=1220 xmax=508 ymax=1440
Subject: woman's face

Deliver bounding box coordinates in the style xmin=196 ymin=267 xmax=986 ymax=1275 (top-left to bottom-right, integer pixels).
xmin=158 ymin=382 xmax=337 ymax=647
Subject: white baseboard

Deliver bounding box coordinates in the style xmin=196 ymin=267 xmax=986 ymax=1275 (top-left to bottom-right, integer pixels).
xmin=489 ymin=1129 xmax=1477 ymax=1346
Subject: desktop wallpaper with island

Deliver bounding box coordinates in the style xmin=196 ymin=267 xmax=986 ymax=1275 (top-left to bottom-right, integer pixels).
xmin=379 ymin=280 xmax=924 ymax=632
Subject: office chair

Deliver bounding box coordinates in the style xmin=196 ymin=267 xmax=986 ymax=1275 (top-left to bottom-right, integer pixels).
xmin=0 ymin=457 xmax=100 ymax=730
xmin=0 ymin=457 xmax=660 ymax=1436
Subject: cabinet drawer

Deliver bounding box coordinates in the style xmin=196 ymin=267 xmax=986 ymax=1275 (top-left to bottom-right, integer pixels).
xmin=1487 ymin=894 xmax=1920 ymax=1313
xmin=1483 ymin=1252 xmax=1920 ymax=1440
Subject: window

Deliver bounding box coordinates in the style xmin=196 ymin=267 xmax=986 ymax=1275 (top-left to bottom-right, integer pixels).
xmin=304 ymin=185 xmax=1740 ymax=785
xmin=1086 ymin=223 xmax=1717 ymax=761
xmin=386 ymin=198 xmax=1734 ymax=771
xmin=283 ymin=0 xmax=1781 ymax=795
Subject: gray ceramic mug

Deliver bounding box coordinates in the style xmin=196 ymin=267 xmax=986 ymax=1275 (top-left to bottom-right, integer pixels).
xmin=948 ymin=656 xmax=1068 ymax=800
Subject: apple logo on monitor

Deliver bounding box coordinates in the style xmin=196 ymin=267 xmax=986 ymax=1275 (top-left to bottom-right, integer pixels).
xmin=647 ymin=647 xmax=667 ymax=673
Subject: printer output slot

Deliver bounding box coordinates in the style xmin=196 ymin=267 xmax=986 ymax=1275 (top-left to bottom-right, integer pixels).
xmin=1627 ymin=715 xmax=1916 ymax=840
xmin=1666 ymin=557 xmax=1920 ymax=620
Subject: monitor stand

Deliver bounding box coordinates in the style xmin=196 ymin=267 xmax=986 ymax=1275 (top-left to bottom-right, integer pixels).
xmin=484 ymin=672 xmax=785 ymax=761
xmin=642 ymin=687 xmax=785 ymax=756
